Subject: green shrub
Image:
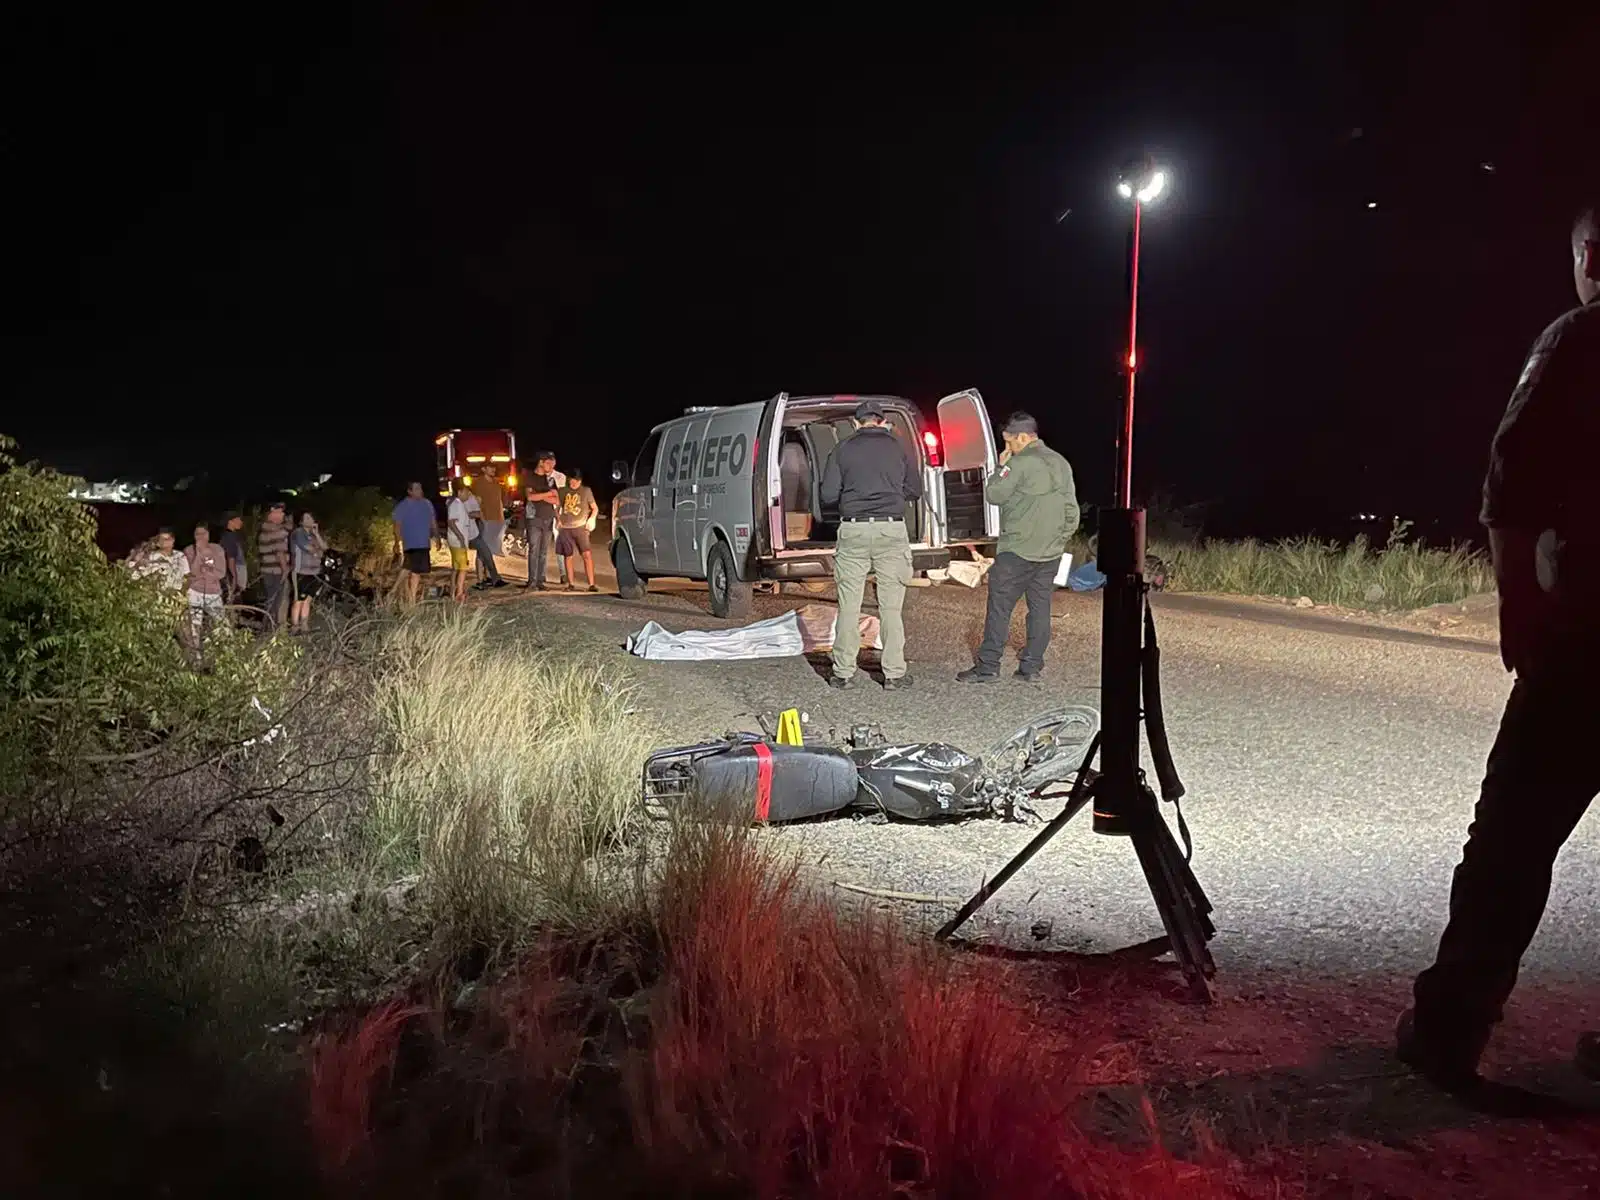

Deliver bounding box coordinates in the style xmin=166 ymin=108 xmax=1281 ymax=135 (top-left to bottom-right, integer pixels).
xmin=0 ymin=436 xmax=296 ymax=808
xmin=302 ymin=485 xmax=396 ymax=590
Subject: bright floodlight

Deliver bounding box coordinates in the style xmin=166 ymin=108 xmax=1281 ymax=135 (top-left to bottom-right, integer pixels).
xmin=1117 ymin=157 xmax=1167 ymax=205
xmin=1137 ymin=170 xmax=1167 ymax=203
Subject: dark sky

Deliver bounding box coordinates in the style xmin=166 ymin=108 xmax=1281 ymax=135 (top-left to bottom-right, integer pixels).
xmin=7 ymin=5 xmax=1597 ymax=538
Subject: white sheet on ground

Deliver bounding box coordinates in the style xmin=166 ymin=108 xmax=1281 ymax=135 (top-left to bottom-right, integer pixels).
xmin=625 ymin=604 xmax=880 ymax=661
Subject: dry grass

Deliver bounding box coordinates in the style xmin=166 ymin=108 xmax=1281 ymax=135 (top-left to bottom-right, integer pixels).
xmin=1148 ymin=529 xmax=1492 ymax=611
xmin=367 ymin=606 xmax=657 ymax=951
xmin=308 ymin=817 xmax=1267 ymax=1198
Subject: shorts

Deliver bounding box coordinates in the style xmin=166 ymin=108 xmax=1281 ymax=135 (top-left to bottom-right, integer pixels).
xmin=293 ymin=573 xmax=326 ymax=601
xmin=556 ymin=526 xmax=591 ymax=556
xmin=449 ymin=546 xmax=470 ymax=570
xmin=403 ymin=547 xmax=431 ymax=575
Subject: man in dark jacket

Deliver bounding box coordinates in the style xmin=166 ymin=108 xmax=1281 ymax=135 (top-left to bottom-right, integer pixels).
xmin=957 ymin=412 xmax=1079 ymax=683
xmin=820 ymin=400 xmax=923 ymax=689
xmin=1398 ymin=205 xmax=1600 ymax=1093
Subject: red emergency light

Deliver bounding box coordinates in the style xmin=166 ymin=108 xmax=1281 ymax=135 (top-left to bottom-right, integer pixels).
xmin=922 ymin=429 xmax=942 ymax=467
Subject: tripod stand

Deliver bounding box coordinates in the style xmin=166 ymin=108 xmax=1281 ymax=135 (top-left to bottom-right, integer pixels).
xmin=935 ymin=507 xmax=1217 ymax=1002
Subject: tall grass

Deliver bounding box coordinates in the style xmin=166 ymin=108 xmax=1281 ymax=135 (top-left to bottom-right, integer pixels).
xmin=1148 ymin=530 xmax=1492 ymax=611
xmin=310 ymin=819 xmax=1257 ymax=1198
xmin=368 ymin=607 xmax=656 ymax=948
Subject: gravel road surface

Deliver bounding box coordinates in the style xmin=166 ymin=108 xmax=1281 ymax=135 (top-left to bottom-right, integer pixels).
xmin=493 ymin=542 xmax=1597 ymax=1005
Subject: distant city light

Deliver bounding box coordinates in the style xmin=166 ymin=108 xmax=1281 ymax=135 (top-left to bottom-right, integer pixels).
xmin=1366 ymin=201 xmax=1378 ymax=209
xmin=69 ymin=480 xmax=151 ymax=504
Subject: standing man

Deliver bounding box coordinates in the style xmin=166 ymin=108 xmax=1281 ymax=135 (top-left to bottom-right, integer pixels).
xmin=257 ymin=501 xmax=292 ymax=629
xmin=1398 ymin=206 xmax=1600 ymax=1093
xmin=555 ymin=467 xmax=601 ymax=592
xmin=219 ymin=512 xmax=247 ymax=604
xmin=392 ymin=481 xmax=438 ymax=605
xmin=472 ymin=464 xmax=507 ymax=556
xmin=461 ymin=485 xmax=506 ymax=590
xmin=523 ymin=452 xmax=559 ymax=590
xmin=957 ymin=412 xmax=1080 ymax=684
xmin=820 ymin=400 xmax=922 ymax=690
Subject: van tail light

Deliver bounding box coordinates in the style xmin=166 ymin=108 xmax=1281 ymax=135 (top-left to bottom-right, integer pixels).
xmin=922 ymin=429 xmax=942 ymax=467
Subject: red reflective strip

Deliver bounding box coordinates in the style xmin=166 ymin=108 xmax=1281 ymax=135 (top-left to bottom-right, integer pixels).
xmin=753 ymin=742 xmax=773 ymax=823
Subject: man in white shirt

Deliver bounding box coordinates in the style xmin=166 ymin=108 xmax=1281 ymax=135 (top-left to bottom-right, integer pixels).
xmin=446 ymin=480 xmax=479 ymax=602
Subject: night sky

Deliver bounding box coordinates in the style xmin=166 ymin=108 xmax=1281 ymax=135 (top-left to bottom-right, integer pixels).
xmin=8 ymin=6 xmax=1597 ymax=540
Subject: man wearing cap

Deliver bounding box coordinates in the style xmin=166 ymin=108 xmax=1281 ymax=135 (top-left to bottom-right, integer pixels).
xmin=957 ymin=411 xmax=1079 ymax=684
xmin=257 ymin=501 xmax=292 ymax=629
xmin=819 ymin=400 xmax=924 ymax=689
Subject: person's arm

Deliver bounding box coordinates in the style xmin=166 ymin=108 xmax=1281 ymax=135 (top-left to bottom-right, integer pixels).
xmin=392 ymin=508 xmax=406 ymax=554
xmin=819 ymin=448 xmax=842 ymax=509
xmin=1481 ymin=314 xmax=1579 ymax=673
xmin=901 ymin=444 xmax=924 ymax=502
xmin=985 ymin=455 xmax=1021 ymax=506
xmin=449 ymin=515 xmax=468 ymax=545
xmin=583 ymin=488 xmax=599 ymax=523
xmin=1060 ymin=459 xmax=1081 ymax=538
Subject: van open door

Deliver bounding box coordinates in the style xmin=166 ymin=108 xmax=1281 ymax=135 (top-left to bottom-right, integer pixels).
xmin=761 ymin=391 xmax=789 ymax=551
xmin=936 ymin=389 xmax=999 ymax=540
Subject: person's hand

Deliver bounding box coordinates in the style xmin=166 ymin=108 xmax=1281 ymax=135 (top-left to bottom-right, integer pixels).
xmin=1497 ymin=590 xmax=1553 ymax=675
xmin=997 ymin=446 xmax=1011 ymax=466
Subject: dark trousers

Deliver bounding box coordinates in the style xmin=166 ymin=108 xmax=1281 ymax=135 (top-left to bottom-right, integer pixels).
xmin=1413 ymin=655 xmax=1600 ymax=1043
xmin=471 ymin=531 xmax=502 ymax=581
xmin=974 ymin=551 xmax=1057 ymax=674
xmin=525 ymin=519 xmax=552 ymax=587
xmin=262 ymin=572 xmax=289 ymax=629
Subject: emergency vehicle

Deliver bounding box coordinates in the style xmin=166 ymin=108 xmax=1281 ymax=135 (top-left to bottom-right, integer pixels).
xmin=609 ymin=390 xmax=999 ymax=618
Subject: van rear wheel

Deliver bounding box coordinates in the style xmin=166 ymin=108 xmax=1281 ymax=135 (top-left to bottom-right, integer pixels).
xmin=613 ymin=538 xmax=646 ymax=601
xmin=707 ymin=541 xmax=752 ymax=620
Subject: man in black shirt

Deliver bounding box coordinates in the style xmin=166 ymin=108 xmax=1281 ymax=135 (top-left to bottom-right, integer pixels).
xmin=219 ymin=512 xmax=247 ymax=603
xmin=1399 ymin=205 xmax=1600 ymax=1093
xmin=523 ymin=451 xmax=559 ymax=590
xmin=819 ymin=400 xmax=924 ymax=689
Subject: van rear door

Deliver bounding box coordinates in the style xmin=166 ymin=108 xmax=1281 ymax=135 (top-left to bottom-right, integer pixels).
xmin=936 ymin=389 xmax=1000 ymax=540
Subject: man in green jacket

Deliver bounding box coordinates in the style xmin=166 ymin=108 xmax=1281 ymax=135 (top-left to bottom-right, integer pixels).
xmin=957 ymin=412 xmax=1080 ymax=683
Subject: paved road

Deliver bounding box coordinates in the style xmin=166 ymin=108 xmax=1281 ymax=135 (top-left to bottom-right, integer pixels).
xmin=503 ymin=545 xmax=1599 ymax=1014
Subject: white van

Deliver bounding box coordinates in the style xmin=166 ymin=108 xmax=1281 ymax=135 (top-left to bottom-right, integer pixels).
xmin=609 ymin=390 xmax=1000 ymax=617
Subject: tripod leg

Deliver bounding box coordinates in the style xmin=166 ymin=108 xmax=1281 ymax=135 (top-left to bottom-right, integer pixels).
xmin=934 ymin=735 xmax=1101 ymax=943
xmin=1129 ymin=802 xmax=1215 ymax=1001
xmin=1149 ymin=827 xmax=1216 ymax=976
xmin=1147 ymin=812 xmax=1216 ymax=940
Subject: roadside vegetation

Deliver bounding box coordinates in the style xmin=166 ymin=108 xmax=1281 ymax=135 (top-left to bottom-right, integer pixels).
xmin=1154 ymin=528 xmax=1492 ymax=610
xmin=2 ymin=435 xmax=1282 ymax=1196
xmin=1071 ymin=518 xmax=1493 ymax=612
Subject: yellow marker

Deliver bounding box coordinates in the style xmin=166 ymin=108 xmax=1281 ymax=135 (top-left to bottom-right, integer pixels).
xmin=776 ymin=708 xmax=804 ymax=745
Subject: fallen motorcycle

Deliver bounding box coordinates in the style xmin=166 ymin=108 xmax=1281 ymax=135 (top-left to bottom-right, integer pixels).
xmin=641 ymin=706 xmax=1101 ymax=826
